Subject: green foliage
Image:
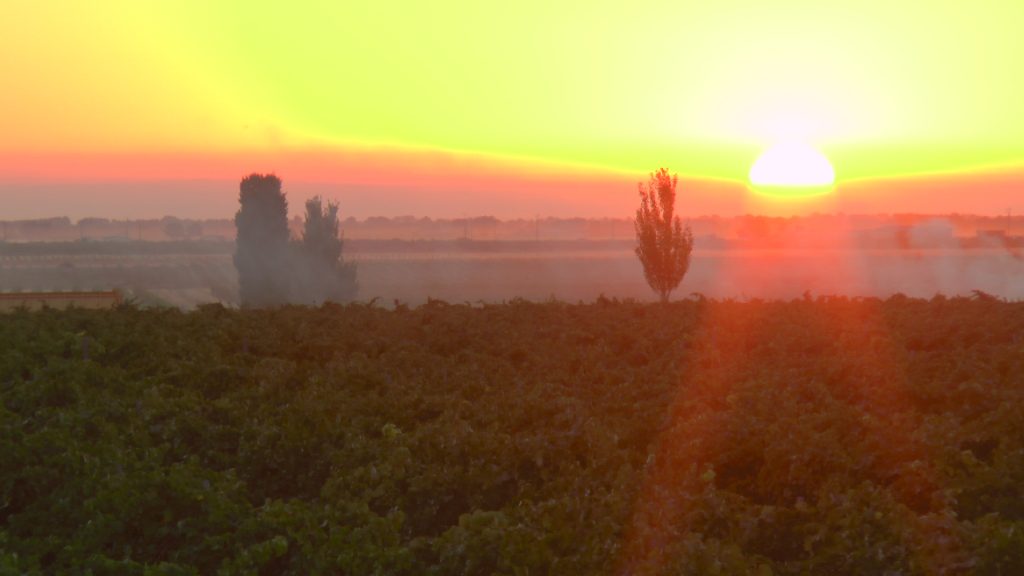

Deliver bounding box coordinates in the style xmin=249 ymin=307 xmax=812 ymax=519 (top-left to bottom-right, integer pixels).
xmin=2 ymin=297 xmax=1024 ymax=573
xmin=634 ymin=168 xmax=694 ymax=302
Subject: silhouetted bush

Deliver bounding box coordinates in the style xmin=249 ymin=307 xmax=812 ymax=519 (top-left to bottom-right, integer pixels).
xmin=290 ymin=196 xmax=357 ymax=304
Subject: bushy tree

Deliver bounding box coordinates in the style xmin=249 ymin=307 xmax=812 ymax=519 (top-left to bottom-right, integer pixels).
xmin=234 ymin=173 xmax=290 ymax=306
xmin=291 ymin=196 xmax=357 ymax=304
xmin=161 ymin=216 xmax=185 ymax=239
xmin=634 ymin=168 xmax=694 ymax=303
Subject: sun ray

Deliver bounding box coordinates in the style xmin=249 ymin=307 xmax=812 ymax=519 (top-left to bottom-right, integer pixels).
xmin=617 ymin=217 xmax=966 ymax=571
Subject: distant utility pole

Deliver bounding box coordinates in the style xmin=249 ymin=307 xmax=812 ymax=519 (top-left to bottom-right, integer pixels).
xmin=137 ymin=221 xmax=142 ymax=241
xmin=535 ymin=214 xmax=540 ymax=242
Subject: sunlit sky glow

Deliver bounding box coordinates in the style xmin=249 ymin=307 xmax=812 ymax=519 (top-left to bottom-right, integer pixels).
xmin=749 ymin=142 xmax=835 ymax=199
xmin=750 ymin=143 xmax=835 ymax=185
xmin=2 ymin=1 xmax=1023 ymax=217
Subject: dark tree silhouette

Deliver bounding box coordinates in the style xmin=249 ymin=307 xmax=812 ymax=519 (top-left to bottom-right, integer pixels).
xmin=234 ymin=173 xmax=291 ymax=306
xmin=291 ymin=196 xmax=357 ymax=305
xmin=161 ymin=216 xmax=185 ymax=239
xmin=634 ymin=168 xmax=694 ymax=303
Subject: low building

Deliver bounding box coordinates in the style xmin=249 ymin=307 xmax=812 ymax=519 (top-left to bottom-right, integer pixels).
xmin=0 ymin=290 xmax=123 ymax=312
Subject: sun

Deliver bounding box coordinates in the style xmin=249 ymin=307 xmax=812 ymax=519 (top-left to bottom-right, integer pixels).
xmin=748 ymin=142 xmax=836 ymax=198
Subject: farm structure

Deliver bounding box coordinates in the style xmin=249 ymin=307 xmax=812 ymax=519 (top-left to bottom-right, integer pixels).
xmin=0 ymin=290 xmax=123 ymax=311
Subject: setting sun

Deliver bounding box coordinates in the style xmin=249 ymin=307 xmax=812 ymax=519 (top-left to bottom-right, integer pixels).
xmin=748 ymin=142 xmax=835 ymax=198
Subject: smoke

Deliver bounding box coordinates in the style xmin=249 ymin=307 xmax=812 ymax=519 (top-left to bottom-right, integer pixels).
xmin=907 ymin=218 xmax=957 ymax=249
xmin=851 ymin=218 xmax=1024 ymax=300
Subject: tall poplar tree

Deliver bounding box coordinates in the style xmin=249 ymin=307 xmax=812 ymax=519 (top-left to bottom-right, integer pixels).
xmin=634 ymin=168 xmax=694 ymax=303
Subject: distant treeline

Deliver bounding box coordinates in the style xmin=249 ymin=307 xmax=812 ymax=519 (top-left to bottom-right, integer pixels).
xmin=2 ymin=213 xmax=1022 ymax=244
xmin=4 ymin=234 xmax=1024 ymax=258
xmin=0 ymin=240 xmax=234 ymax=256
xmin=0 ymin=239 xmax=636 ymax=258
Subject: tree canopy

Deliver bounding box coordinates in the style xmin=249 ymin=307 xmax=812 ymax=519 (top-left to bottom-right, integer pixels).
xmin=234 ymin=176 xmax=357 ymax=307
xmin=234 ymin=173 xmax=290 ymax=307
xmin=291 ymin=196 xmax=357 ymax=305
xmin=634 ymin=168 xmax=694 ymax=303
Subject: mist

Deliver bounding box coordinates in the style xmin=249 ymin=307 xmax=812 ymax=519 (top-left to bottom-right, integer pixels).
xmin=2 ymin=214 xmax=1023 ymax=307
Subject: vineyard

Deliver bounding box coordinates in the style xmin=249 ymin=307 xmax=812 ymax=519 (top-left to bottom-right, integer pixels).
xmin=2 ymin=297 xmax=1023 ymax=574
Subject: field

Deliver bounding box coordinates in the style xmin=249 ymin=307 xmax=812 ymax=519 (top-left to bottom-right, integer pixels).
xmin=3 ymin=239 xmax=1024 ymax=308
xmin=3 ymin=298 xmax=1023 ymax=574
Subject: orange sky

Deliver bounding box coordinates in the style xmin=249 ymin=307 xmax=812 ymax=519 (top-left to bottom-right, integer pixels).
xmin=1 ymin=148 xmax=1022 ymax=220
xmin=3 ymin=2 xmax=1023 ymax=220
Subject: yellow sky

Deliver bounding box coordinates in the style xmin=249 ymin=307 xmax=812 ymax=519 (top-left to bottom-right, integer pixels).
xmin=1 ymin=1 xmax=1023 ymax=217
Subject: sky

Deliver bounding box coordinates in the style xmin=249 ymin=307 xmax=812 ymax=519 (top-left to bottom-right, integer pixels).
xmin=2 ymin=1 xmax=1023 ymax=219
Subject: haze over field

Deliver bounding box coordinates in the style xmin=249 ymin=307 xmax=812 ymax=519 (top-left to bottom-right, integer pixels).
xmin=3 ymin=212 xmax=1024 ymax=307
